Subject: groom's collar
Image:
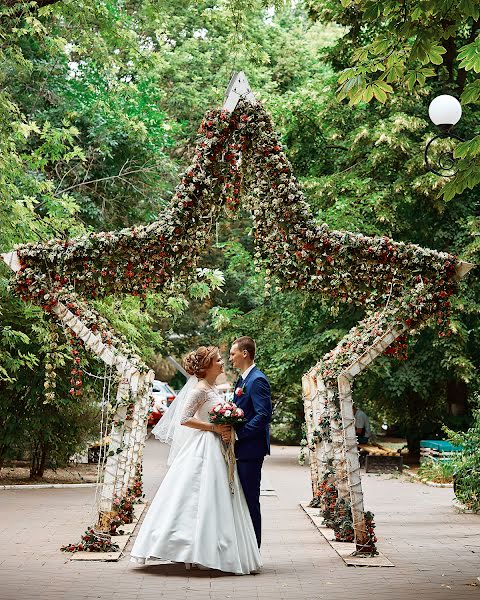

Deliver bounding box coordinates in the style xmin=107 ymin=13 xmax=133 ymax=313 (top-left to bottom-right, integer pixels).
xmin=241 ymin=363 xmax=256 ymax=380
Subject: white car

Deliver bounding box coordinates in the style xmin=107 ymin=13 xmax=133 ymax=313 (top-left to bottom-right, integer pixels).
xmin=148 ymin=380 xmax=176 ymax=426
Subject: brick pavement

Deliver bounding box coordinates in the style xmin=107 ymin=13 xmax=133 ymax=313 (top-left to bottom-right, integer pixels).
xmin=1 ymin=439 xmax=479 ymax=600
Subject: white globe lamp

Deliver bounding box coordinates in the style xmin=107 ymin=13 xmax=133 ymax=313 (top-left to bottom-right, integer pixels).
xmin=428 ymin=95 xmax=462 ymax=130
xmin=425 ymin=95 xmax=464 ymax=177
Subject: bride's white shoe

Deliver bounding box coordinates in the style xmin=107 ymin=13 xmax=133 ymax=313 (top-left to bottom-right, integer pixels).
xmin=184 ymin=562 xmax=210 ymax=571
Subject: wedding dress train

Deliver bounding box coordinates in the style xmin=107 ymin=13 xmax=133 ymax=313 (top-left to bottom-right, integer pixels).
xmin=130 ymin=386 xmax=262 ymax=575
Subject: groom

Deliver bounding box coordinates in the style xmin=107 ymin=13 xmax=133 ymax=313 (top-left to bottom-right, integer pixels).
xmin=229 ymin=336 xmax=272 ymax=548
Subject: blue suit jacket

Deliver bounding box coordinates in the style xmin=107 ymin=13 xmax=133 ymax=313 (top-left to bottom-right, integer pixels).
xmin=234 ymin=366 xmax=272 ymax=460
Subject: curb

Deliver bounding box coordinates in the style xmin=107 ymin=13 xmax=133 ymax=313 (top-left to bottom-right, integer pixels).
xmin=0 ymin=482 xmax=99 ymax=490
xmin=403 ymin=471 xmax=453 ymax=488
xmin=1 ymin=432 xmax=152 ymax=490
xmin=452 ymin=498 xmax=475 ymax=513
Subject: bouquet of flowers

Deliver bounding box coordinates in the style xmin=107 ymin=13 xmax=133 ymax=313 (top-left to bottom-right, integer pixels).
xmin=209 ymin=401 xmax=245 ymax=493
xmin=208 ymin=401 xmax=245 ymax=425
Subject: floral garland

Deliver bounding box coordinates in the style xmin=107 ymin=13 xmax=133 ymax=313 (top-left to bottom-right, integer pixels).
xmin=363 ymin=512 xmax=378 ymax=555
xmin=310 ymin=476 xmax=377 ymax=554
xmin=333 ymin=500 xmax=377 ymax=554
xmin=239 ymin=103 xmax=457 ymax=299
xmin=67 ymin=333 xmax=84 ymax=399
xmin=383 ymin=333 xmax=408 ymax=359
xmin=311 ymin=474 xmax=338 ymax=528
xmin=333 ymin=498 xmax=354 ymax=543
xmin=109 ymin=494 xmax=135 ymax=534
xmin=10 ymin=102 xmax=457 ymax=329
xmin=128 ymin=463 xmax=144 ymax=499
xmin=299 ymin=413 xmax=332 ymax=465
xmin=61 ymin=529 xmax=120 ymax=553
xmin=55 ymin=292 xmax=149 ymax=373
xmin=318 ymin=278 xmax=453 ymax=386
xmin=62 ymin=463 xmax=144 ymax=551
xmin=43 ymin=323 xmax=60 ymax=404
xmin=11 ymin=110 xmax=243 ymax=308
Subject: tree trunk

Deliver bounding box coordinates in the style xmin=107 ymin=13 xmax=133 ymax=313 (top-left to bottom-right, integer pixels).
xmin=406 ymin=434 xmax=421 ymax=458
xmin=446 ymin=380 xmax=468 ymax=416
xmin=30 ymin=441 xmax=41 ymax=479
xmin=441 ymin=22 xmax=456 ymax=88
xmin=38 ymin=445 xmax=48 ymax=478
xmin=29 ymin=440 xmax=48 ymax=479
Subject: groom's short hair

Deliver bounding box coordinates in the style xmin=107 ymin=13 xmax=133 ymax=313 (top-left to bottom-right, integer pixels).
xmin=233 ymin=336 xmax=256 ymax=359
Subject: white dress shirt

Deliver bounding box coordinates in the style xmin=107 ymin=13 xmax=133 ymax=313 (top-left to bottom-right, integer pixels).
xmin=241 ymin=363 xmax=256 ymax=381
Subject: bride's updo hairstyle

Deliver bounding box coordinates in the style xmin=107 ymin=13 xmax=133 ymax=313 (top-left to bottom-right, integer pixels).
xmin=183 ymin=346 xmax=219 ymax=378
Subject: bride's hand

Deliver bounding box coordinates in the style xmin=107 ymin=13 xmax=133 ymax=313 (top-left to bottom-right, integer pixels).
xmin=213 ymin=424 xmax=232 ymax=440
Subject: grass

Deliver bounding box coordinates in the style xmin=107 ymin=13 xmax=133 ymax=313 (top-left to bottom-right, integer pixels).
xmin=417 ymin=458 xmax=455 ymax=484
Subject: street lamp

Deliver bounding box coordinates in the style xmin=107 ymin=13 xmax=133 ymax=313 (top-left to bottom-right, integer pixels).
xmin=425 ymin=94 xmax=464 ymax=177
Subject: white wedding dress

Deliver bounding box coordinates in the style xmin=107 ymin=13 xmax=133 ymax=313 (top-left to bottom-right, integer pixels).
xmin=130 ymin=385 xmax=262 ymax=575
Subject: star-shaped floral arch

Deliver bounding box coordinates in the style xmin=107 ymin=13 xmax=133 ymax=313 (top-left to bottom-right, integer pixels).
xmin=2 ymin=73 xmax=473 ymax=555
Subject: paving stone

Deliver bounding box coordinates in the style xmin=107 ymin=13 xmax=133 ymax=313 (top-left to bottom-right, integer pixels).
xmin=1 ymin=441 xmax=480 ymax=599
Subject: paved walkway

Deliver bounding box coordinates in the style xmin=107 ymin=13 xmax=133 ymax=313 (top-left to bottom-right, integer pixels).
xmin=1 ymin=439 xmax=479 ymax=600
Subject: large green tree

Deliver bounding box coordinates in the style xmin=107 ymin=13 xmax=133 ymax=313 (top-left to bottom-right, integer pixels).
xmin=306 ymin=0 xmax=480 ymax=200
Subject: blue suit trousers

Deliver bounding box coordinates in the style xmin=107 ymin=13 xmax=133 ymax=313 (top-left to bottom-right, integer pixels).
xmin=236 ymin=457 xmax=264 ymax=548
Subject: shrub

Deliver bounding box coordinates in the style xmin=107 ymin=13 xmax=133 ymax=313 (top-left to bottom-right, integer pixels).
xmin=445 ymin=395 xmax=480 ymax=511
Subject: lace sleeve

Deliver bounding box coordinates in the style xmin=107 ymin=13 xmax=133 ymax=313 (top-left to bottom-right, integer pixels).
xmin=180 ymin=388 xmax=207 ymax=423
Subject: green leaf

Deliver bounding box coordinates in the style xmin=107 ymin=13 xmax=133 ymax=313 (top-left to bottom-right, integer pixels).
xmin=461 ymin=80 xmax=480 ymax=105
xmin=427 ymin=44 xmax=446 ymax=65
xmin=406 ymin=71 xmax=417 ymax=91
xmin=459 ymin=0 xmax=480 ymax=19
xmin=458 ymin=37 xmax=480 ymax=73
xmin=350 ymin=86 xmax=366 ymax=105
xmin=189 ymin=282 xmax=210 ymax=300
xmin=363 ymin=3 xmax=381 ymax=20
xmin=374 ymin=80 xmax=393 ymax=93
xmin=386 ymin=65 xmax=404 ymax=83
xmin=371 ymin=39 xmax=391 ymax=56
xmin=372 ymin=83 xmax=387 ymax=103
xmin=454 ymin=136 xmax=480 ymax=160
xmin=363 ymin=85 xmax=375 ymax=102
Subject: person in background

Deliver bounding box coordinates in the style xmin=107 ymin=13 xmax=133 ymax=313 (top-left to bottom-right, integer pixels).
xmin=353 ymin=405 xmax=371 ymax=444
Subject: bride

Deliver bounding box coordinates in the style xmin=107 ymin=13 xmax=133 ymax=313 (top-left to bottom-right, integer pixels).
xmin=130 ymin=346 xmax=262 ymax=575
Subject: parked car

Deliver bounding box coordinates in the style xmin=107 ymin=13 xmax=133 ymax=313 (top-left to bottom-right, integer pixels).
xmin=147 ymin=380 xmax=176 ymax=426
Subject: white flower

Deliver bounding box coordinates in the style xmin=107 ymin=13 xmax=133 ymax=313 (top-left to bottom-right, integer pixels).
xmin=224 ymin=410 xmax=231 ymax=417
